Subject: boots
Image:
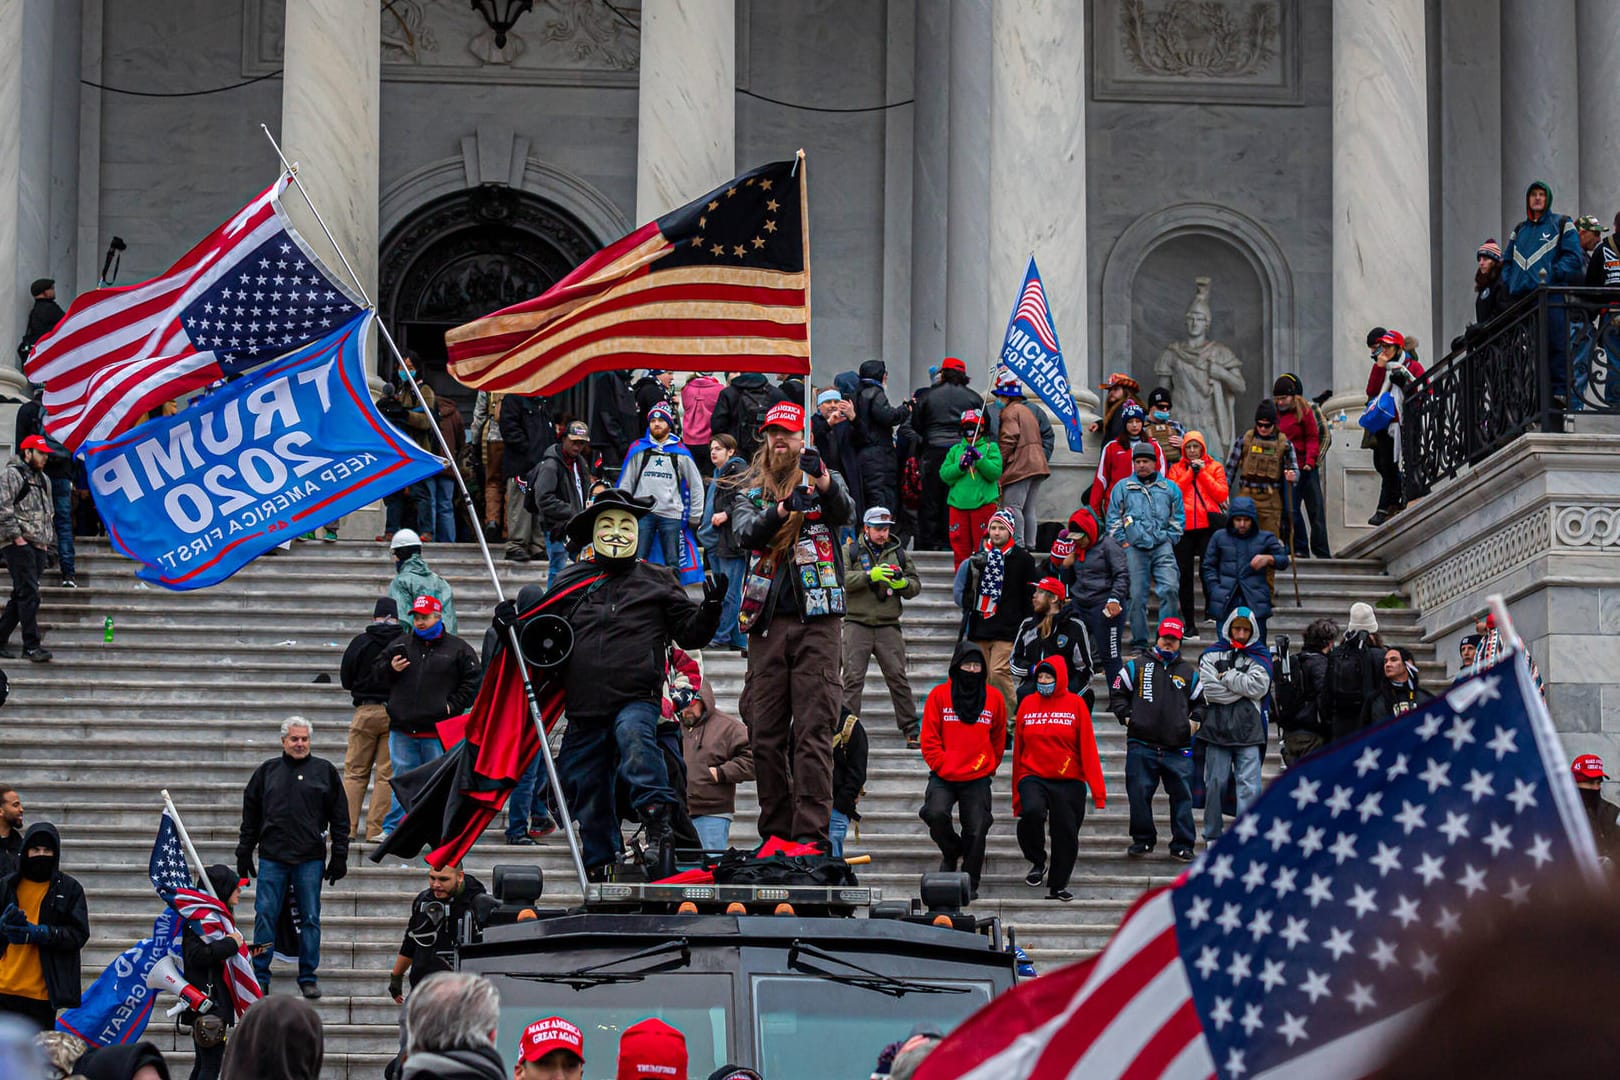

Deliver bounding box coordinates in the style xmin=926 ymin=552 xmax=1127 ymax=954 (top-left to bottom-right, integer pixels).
xmin=642 ymin=803 xmax=678 ymax=882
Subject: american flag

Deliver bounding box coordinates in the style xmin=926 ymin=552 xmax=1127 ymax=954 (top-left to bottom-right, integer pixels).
xmin=1014 ymin=274 xmax=1061 ymax=354
xmin=446 ymin=157 xmax=810 ymax=395
xmin=25 ymin=176 xmax=362 ymax=449
xmin=915 ymin=652 xmax=1598 ymax=1080
xmin=151 ymin=811 xmax=262 ymax=1020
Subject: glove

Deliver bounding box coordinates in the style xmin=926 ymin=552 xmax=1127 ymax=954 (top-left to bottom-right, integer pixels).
xmin=703 ymin=573 xmax=730 ymax=606
xmin=868 ymin=566 xmax=889 ymax=584
xmin=388 ymin=973 xmax=405 ymax=1002
xmin=325 ymin=855 xmax=348 ymax=886
xmin=960 ymin=447 xmax=981 ymax=466
xmin=236 ymin=855 xmax=256 ymax=881
xmin=19 ymin=922 xmax=48 ymax=946
xmin=492 ymin=598 xmax=519 ymax=633
xmin=786 ymin=486 xmax=819 ymax=513
xmin=798 ymin=447 xmax=825 ymax=477
xmin=887 ymin=575 xmax=908 ymax=590
xmin=0 ymin=904 xmax=22 ymax=929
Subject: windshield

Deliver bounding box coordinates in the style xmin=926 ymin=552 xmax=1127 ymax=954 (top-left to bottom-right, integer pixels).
xmin=490 ymin=972 xmax=732 ymax=1078
xmin=752 ymin=974 xmax=993 ymax=1080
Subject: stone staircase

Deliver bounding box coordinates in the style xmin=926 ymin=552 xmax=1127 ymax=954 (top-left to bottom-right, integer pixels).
xmin=6 ymin=539 xmax=1440 ymax=1077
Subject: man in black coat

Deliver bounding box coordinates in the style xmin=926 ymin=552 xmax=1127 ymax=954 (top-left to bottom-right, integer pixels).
xmin=0 ymin=821 xmax=90 ymax=1028
xmin=500 ymin=395 xmax=554 ymax=563
xmin=911 ymin=357 xmax=980 ymax=549
xmin=388 ymin=864 xmax=487 ymax=1003
xmin=182 ymin=863 xmax=245 ymax=1080
xmin=709 ymin=372 xmax=784 ymax=461
xmin=16 ymin=279 xmax=64 ymax=363
xmin=339 ymin=598 xmax=405 ymax=843
xmin=0 ymin=786 xmax=21 ymax=880
xmin=235 ymin=717 xmax=349 ymax=997
xmin=633 ymin=370 xmax=678 ymax=435
xmin=525 ymin=420 xmax=596 ymax=588
xmin=830 ymin=708 xmax=868 ymax=859
xmin=851 ymin=360 xmax=910 ymax=518
xmin=587 ymin=370 xmax=639 ymax=472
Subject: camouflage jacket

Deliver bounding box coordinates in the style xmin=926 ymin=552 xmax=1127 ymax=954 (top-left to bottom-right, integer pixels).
xmin=0 ymin=457 xmax=54 ymax=549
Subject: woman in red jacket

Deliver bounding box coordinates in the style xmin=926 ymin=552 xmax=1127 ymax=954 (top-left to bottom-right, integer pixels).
xmin=1011 ymin=656 xmax=1106 ymax=902
xmin=1167 ymin=430 xmax=1228 ymax=638
xmin=919 ymin=642 xmax=1008 ymax=899
xmin=1272 ymin=374 xmax=1331 ymax=558
xmin=1365 ymin=330 xmax=1425 ymax=525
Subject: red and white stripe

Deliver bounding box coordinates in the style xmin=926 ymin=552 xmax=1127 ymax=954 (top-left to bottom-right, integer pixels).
xmin=170 ymin=887 xmax=262 ymax=1020
xmin=1015 ymin=278 xmax=1061 ymax=354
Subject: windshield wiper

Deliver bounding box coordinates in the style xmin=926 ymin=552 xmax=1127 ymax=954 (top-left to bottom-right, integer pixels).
xmin=787 ymin=941 xmax=973 ymax=999
xmin=496 ymin=939 xmax=691 ymax=991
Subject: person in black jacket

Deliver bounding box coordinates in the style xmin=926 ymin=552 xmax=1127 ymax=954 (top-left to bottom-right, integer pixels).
xmin=1275 ymin=618 xmax=1336 ymax=766
xmin=830 ymin=708 xmax=867 ymax=858
xmin=500 ymin=395 xmax=555 ymax=564
xmin=633 ymin=370 xmax=678 ymax=436
xmin=235 ymin=717 xmax=349 ymax=997
xmin=339 ymin=598 xmax=404 ymax=843
xmin=16 ymin=279 xmax=64 ymax=362
xmin=954 ymin=509 xmax=1037 ymax=714
xmin=1009 ymin=577 xmax=1095 ymax=708
xmin=374 ymin=596 xmax=482 ymax=839
xmin=525 ymin=420 xmax=596 ymax=588
xmin=182 ymin=863 xmax=245 ymax=1080
xmin=587 ymin=370 xmax=639 ymax=472
xmin=1368 ymin=646 xmax=1434 ymax=722
xmin=388 ymin=865 xmax=487 ymax=1003
xmin=709 ymin=372 xmax=784 ymax=463
xmin=0 ymin=822 xmax=89 ymax=1028
xmin=1110 ymin=620 xmax=1201 ymax=861
xmin=1056 ymin=508 xmax=1130 ymax=691
xmin=910 ymin=357 xmax=980 ymax=550
xmin=851 ymin=360 xmax=909 ymax=517
xmin=0 ymin=786 xmax=21 ymax=881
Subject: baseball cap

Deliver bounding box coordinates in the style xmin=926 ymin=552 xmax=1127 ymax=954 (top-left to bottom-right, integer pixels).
xmin=566 ymin=420 xmax=590 ymax=441
xmin=761 ymin=401 xmax=805 ymax=431
xmin=1572 ymin=754 xmax=1608 ymax=781
xmin=18 ymin=434 xmax=50 ymax=453
xmin=1157 ymin=617 xmax=1185 ymax=641
xmin=519 ymin=1016 xmax=585 ymax=1065
xmin=863 ymin=506 xmax=895 ymax=527
xmin=1576 ymin=214 xmax=1609 ymax=234
xmin=1033 ymin=576 xmax=1065 ymax=599
xmin=1378 ymin=330 xmax=1405 ymax=349
xmin=617 ymin=1017 xmax=687 ymax=1079
xmin=959 ymin=408 xmax=983 ymax=428
xmin=410 ymin=595 xmax=442 ymax=615
xmin=939 ymin=356 xmax=967 ymax=373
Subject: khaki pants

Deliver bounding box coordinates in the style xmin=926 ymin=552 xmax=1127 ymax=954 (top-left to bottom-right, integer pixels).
xmin=841 ymin=622 xmax=919 ymax=738
xmin=482 ymin=442 xmax=504 ymax=527
xmin=343 ymin=704 xmax=392 ymax=840
xmin=971 ymin=638 xmax=1017 ymax=716
xmin=505 ymin=478 xmax=540 ymax=557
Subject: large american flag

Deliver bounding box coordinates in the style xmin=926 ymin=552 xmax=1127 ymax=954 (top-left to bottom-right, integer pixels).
xmin=25 ymin=176 xmax=362 ymax=449
xmin=151 ymin=811 xmax=262 ymax=1020
xmin=916 ymin=652 xmax=1597 ymax=1080
xmin=446 ymin=157 xmax=810 ymax=395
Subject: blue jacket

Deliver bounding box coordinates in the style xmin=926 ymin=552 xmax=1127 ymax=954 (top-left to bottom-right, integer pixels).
xmin=1105 ymin=470 xmax=1184 ymax=550
xmin=1503 ymin=180 xmax=1586 ymax=296
xmin=1201 ymin=496 xmax=1290 ymax=619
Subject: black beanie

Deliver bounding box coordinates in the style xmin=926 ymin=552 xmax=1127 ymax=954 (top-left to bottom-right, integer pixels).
xmin=373 ymin=597 xmax=398 ymax=619
xmin=202 ymin=863 xmax=239 ymax=902
xmin=858 ymin=359 xmax=886 ymax=380
xmin=1273 ymin=373 xmax=1303 ymax=396
xmin=1366 ymin=326 xmax=1387 ymax=348
xmin=1255 ymin=399 xmax=1279 ymax=424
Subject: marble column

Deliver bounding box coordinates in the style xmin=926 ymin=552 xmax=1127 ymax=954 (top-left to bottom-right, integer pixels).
xmin=1331 ymin=0 xmax=1433 ymax=395
xmin=634 ymin=0 xmax=735 ymax=222
xmin=1439 ymin=0 xmax=1502 ymax=343
xmin=279 ymin=0 xmax=380 ymax=306
xmin=0 ymin=0 xmax=22 ymax=385
xmin=880 ymin=0 xmax=915 ymax=396
xmin=907 ymin=0 xmax=949 ymax=392
xmin=944 ymin=0 xmax=992 ymax=378
xmin=1577 ymin=0 xmax=1620 ymax=219
xmin=1500 ymin=0 xmax=1579 ymax=230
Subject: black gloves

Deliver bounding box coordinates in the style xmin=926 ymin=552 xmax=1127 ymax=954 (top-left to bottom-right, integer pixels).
xmin=1190 ymin=460 xmax=1203 ymax=472
xmin=703 ymin=573 xmax=730 ymax=606
xmin=236 ymin=855 xmax=256 ymax=881
xmin=324 ymin=854 xmax=347 ymax=886
xmin=798 ymin=447 xmax=825 ymax=477
xmin=787 ymin=486 xmax=819 ymax=513
xmin=388 ymin=973 xmax=405 ymax=1002
xmin=493 ymin=598 xmax=519 ymax=633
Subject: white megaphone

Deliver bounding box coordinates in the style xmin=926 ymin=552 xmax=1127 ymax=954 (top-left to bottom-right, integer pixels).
xmin=146 ymin=954 xmax=214 ymax=1018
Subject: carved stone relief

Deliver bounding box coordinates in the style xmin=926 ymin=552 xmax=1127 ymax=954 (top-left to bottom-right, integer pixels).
xmin=1093 ymin=0 xmax=1301 ymax=104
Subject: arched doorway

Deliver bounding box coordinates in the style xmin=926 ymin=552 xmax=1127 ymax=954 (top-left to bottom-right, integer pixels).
xmin=379 ymin=185 xmax=601 ymax=418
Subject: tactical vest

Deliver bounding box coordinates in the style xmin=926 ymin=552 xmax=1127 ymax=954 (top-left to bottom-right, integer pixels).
xmin=1145 ymin=420 xmax=1181 ymax=464
xmin=1238 ymin=430 xmax=1286 ymax=486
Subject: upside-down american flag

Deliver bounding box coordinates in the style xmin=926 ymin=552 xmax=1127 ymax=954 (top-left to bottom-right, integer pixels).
xmin=150 ymin=810 xmax=262 ymax=1020
xmin=446 ymin=157 xmax=810 ymax=395
xmin=24 ymin=175 xmax=363 ymax=449
xmin=915 ymin=651 xmax=1598 ymax=1080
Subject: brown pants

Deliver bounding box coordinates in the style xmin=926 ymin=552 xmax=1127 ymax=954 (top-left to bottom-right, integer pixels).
xmin=482 ymin=442 xmax=505 ymax=527
xmin=971 ymin=638 xmax=1017 ymax=715
xmin=740 ymin=615 xmax=841 ymax=844
xmin=343 ymin=704 xmax=392 ymax=840
xmin=842 ymin=622 xmax=919 ymax=738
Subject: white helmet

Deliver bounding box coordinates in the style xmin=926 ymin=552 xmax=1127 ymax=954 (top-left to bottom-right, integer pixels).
xmin=389 ymin=529 xmax=422 ymax=550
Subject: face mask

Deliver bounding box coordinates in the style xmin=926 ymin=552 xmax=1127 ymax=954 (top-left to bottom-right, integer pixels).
xmin=593 ymin=508 xmax=639 ymax=567
xmin=1152 ymin=410 xmax=1170 ymax=422
xmin=21 ymin=853 xmax=52 ymax=881
xmin=1036 ymin=681 xmax=1057 ymax=697
xmin=413 ymin=621 xmax=444 ymax=640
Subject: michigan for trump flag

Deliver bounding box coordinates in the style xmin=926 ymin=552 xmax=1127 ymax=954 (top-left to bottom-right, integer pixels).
xmin=997 ymin=257 xmax=1083 ymax=453
xmin=915 ymin=651 xmax=1598 ymax=1080
xmin=447 ymin=157 xmax=810 ymax=394
xmin=25 ymin=175 xmax=363 ymax=449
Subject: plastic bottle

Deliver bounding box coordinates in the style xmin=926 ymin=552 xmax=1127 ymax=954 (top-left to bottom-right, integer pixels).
xmin=103 ymin=616 xmax=114 ymax=644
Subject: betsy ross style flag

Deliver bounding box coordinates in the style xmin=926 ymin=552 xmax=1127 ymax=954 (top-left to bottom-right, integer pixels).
xmin=447 ymin=158 xmax=810 ymax=395
xmin=997 ymin=256 xmax=1083 ymax=453
xmin=915 ymin=651 xmax=1597 ymax=1080
xmin=25 ymin=175 xmax=363 ymax=449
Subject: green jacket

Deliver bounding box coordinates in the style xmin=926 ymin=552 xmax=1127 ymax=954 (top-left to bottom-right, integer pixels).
xmin=389 ymin=555 xmax=457 ymax=635
xmin=842 ymin=536 xmax=922 ymax=627
xmin=940 ymin=438 xmax=1003 ymax=509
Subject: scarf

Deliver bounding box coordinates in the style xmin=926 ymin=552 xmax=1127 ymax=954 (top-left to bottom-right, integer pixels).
xmin=413 ymin=621 xmax=445 ymax=640
xmin=976 ymin=538 xmax=1012 ymax=617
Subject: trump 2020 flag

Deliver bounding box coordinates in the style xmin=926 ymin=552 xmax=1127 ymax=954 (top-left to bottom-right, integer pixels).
xmin=81 ymin=310 xmax=443 ymax=590
xmin=914 ymin=649 xmax=1597 ymax=1080
xmin=997 ymin=256 xmax=1083 ymax=453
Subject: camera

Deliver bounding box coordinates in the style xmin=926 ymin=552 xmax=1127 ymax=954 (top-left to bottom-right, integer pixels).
xmin=377 ymin=395 xmax=408 ymax=420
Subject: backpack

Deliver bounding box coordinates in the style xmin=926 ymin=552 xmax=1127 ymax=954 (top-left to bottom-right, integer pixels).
xmin=900 ymin=453 xmax=922 ymax=510
xmin=1327 ymin=636 xmax=1372 ymax=712
xmin=735 ymin=383 xmax=777 ymax=457
xmin=1271 ymin=644 xmax=1305 ymax=730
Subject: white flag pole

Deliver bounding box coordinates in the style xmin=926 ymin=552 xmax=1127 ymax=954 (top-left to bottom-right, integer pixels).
xmin=160 ymin=789 xmax=216 ymax=900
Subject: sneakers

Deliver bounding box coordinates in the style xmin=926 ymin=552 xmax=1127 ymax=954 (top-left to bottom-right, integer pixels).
xmin=23 ymin=647 xmax=51 ymax=663
xmin=529 ymin=820 xmax=558 ymax=840
xmin=299 ymin=983 xmax=322 ymax=1000
xmin=905 ymin=735 xmax=921 ymax=750
xmin=1127 ymin=842 xmax=1154 ymax=858
xmin=59 ymin=577 xmax=77 ymax=588
xmin=1170 ymin=846 xmax=1196 ymax=862
xmin=504 ymin=835 xmax=537 ymax=846
xmin=1368 ymin=509 xmax=1390 ymax=526
xmin=505 ymin=549 xmax=532 ymax=563
xmin=322 ymin=529 xmax=339 ymax=543
xmin=1047 ymin=889 xmax=1074 ymax=903
xmin=1024 ymin=864 xmax=1046 ymax=888
xmin=0 ymin=645 xmax=15 ymax=659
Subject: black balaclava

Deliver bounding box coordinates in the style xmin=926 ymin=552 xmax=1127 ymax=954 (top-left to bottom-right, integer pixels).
xmin=20 ymin=821 xmax=59 ymax=882
xmin=948 ymin=642 xmax=989 ymax=724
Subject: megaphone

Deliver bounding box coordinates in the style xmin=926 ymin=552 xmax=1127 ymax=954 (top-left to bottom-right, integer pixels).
xmin=147 ymin=953 xmax=214 ymax=1018
xmin=516 ymin=612 xmax=573 ymax=670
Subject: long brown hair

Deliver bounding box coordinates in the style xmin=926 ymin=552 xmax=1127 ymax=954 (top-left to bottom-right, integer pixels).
xmin=726 ymin=438 xmax=804 ymax=559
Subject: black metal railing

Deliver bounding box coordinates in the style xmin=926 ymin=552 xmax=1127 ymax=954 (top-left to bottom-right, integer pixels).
xmin=1398 ymin=286 xmax=1620 ymax=501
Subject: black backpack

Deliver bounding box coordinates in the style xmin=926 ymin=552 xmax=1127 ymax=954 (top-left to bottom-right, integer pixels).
xmin=1327 ymin=636 xmax=1373 ymax=713
xmin=735 ymin=383 xmax=777 ymax=457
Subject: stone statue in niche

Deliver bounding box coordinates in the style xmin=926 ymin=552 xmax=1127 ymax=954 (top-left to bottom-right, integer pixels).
xmin=1154 ymin=276 xmax=1246 ymax=454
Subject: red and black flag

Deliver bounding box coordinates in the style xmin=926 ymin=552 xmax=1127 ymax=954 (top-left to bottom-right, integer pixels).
xmin=446 ymin=156 xmax=810 ymax=395
xmin=371 ymin=572 xmax=605 ymax=869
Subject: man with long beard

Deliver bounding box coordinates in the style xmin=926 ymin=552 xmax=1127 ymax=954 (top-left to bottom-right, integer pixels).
xmin=731 ymin=401 xmax=856 ymax=846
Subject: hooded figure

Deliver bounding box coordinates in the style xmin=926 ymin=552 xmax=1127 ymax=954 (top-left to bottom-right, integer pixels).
xmin=1197 ymin=607 xmax=1273 ymax=840
xmin=179 ymin=862 xmax=245 ymax=1079
xmin=0 ymin=821 xmax=89 ymax=1017
xmin=918 ymin=642 xmax=1009 ymax=896
xmin=72 ymin=1042 xmax=172 ymax=1080
xmin=1200 ymin=493 xmax=1289 ymax=633
xmin=1011 ymin=656 xmax=1107 ymax=901
xmin=1502 ymin=180 xmax=1587 ymax=401
xmin=1369 ymin=645 xmax=1434 ymax=723
xmin=221 ymin=996 xmax=324 ymax=1080
xmin=389 ymin=535 xmax=458 ymax=635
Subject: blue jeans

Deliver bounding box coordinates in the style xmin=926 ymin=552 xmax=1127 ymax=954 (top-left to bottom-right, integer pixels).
xmin=828 ymin=809 xmax=849 ymax=858
xmin=708 ymin=554 xmax=749 ymax=648
xmin=506 ymin=755 xmax=555 ymax=841
xmin=50 ymin=475 xmax=72 ymax=577
xmin=558 ymin=701 xmax=676 ymax=870
xmin=1202 ymin=743 xmax=1262 ymax=841
xmin=1125 ymin=541 xmax=1180 ymax=647
xmin=429 ymin=473 xmax=457 ymax=541
xmin=692 ymin=815 xmax=733 ymax=852
xmin=382 ymin=732 xmax=446 ymax=834
xmin=251 ymin=857 xmax=323 ymax=989
xmin=1125 ymin=739 xmax=1195 ymax=851
xmin=638 ymin=513 xmax=683 ymax=565
xmin=385 ymin=481 xmax=431 ymax=535
xmin=546 ymin=538 xmax=572 ymax=589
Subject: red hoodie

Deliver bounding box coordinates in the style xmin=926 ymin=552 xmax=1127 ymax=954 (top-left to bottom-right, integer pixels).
xmin=1011 ymin=655 xmax=1107 ymax=814
xmin=920 ymin=680 xmax=1008 ymax=783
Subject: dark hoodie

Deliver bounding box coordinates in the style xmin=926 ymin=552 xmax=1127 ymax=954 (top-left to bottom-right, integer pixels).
xmin=341 ymin=618 xmax=406 ymax=705
xmin=0 ymin=821 xmax=90 ymax=1009
xmin=73 ymin=1042 xmax=171 ymax=1080
xmin=1201 ymin=495 xmax=1290 ymax=620
xmin=401 ymin=1044 xmax=506 ymax=1080
xmin=1504 ymin=179 xmax=1586 ymax=296
xmin=181 ymin=863 xmax=244 ymax=1026
xmin=920 ymin=644 xmax=1008 ymax=781
xmin=709 ymin=372 xmax=784 ymax=459
xmin=221 ymin=995 xmax=324 ymax=1080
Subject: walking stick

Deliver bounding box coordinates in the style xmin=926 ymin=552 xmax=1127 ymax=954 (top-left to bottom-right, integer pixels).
xmin=1282 ymin=475 xmax=1301 ymax=608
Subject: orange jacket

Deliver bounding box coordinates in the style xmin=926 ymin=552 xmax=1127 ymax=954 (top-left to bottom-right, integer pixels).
xmin=1167 ymin=430 xmax=1229 ymax=531
xmin=1011 ymin=655 xmax=1107 ymax=814
xmin=920 ymin=682 xmax=1008 ymax=782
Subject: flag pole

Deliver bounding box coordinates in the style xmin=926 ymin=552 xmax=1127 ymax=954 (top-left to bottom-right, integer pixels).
xmin=160 ymin=789 xmax=217 ymax=900
xmin=795 ymin=149 xmax=813 ymax=448
xmin=258 ymin=125 xmax=591 ymax=899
